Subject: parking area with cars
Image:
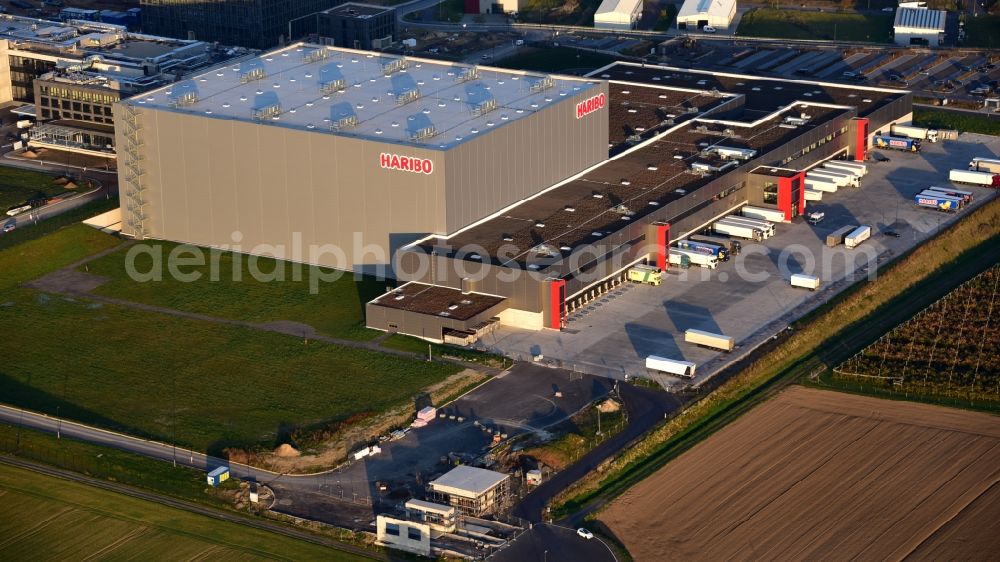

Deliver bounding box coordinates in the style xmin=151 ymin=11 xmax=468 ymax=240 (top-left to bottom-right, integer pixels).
xmin=484 ymin=134 xmax=1000 ymax=389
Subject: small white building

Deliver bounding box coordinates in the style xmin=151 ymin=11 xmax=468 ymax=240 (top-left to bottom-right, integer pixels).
xmin=594 ymin=0 xmax=644 ymax=30
xmin=893 ymin=7 xmax=946 ymax=46
xmin=376 ymin=515 xmax=431 ymax=557
xmin=676 ymin=0 xmax=737 ymax=30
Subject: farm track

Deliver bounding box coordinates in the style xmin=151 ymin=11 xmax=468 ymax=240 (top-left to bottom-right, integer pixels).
xmin=566 ymin=229 xmax=1000 ymax=524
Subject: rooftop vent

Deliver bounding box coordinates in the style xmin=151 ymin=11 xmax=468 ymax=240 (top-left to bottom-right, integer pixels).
xmin=302 ymin=48 xmax=328 ymax=63
xmin=319 ymin=78 xmax=346 ymax=95
xmin=564 ymin=205 xmax=576 ymax=212
xmin=396 ymin=88 xmax=421 ymax=106
xmin=529 ymin=76 xmax=554 ymax=93
xmin=410 ymin=126 xmax=437 ymax=141
xmin=611 ymin=204 xmax=631 ymax=215
xmin=382 ymin=58 xmax=408 ymax=75
xmin=331 ymin=115 xmax=359 ymax=130
xmin=472 ymin=98 xmax=498 ymax=117
xmin=251 ymin=103 xmax=281 ymax=121
xmin=239 ymin=67 xmax=265 ymax=84
xmin=170 ymin=91 xmax=198 ymax=107
xmin=456 ymin=66 xmax=479 ymax=83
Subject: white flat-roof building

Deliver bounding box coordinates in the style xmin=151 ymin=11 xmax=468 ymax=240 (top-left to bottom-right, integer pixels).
xmin=429 ymin=465 xmax=510 ymax=516
xmin=893 ymin=7 xmax=946 ymax=46
xmin=676 ymin=0 xmax=737 ymax=30
xmin=594 ymin=0 xmax=644 ymax=30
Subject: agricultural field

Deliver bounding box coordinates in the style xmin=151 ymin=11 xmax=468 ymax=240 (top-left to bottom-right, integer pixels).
xmin=0 ymin=225 xmax=460 ymax=457
xmin=0 ymin=463 xmax=367 ymax=561
xmin=600 ymin=386 xmax=1000 ymax=561
xmin=83 ymin=239 xmax=385 ymax=341
xmin=736 ymin=8 xmax=893 ymax=42
xmin=833 ymin=263 xmax=1000 ymax=407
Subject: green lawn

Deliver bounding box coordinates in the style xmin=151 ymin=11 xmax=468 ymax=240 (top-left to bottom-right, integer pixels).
xmin=0 ymin=165 xmax=87 ymax=211
xmin=962 ymin=15 xmax=1000 ymax=48
xmin=0 ymin=423 xmax=235 ymax=508
xmin=0 ymin=226 xmax=459 ymax=454
xmin=737 ymin=8 xmax=893 ymax=42
xmin=914 ymin=108 xmax=1000 ymax=136
xmin=517 ymin=0 xmax=603 ymax=25
xmin=84 ymin=240 xmax=385 ymax=341
xmin=497 ymin=47 xmax=619 ymax=73
xmin=0 ymin=463 xmax=368 ymax=561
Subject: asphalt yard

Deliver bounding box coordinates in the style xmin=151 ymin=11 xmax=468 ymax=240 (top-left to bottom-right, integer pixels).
xmin=485 ymin=134 xmax=1000 ymax=389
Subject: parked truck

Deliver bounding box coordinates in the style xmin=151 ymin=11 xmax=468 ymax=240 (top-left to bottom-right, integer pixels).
xmin=646 ymin=355 xmax=696 ymax=378
xmin=676 ymin=239 xmax=729 ymax=262
xmin=969 ymin=157 xmax=1000 ymax=174
xmin=684 ymin=329 xmax=734 ymax=352
xmin=917 ymin=189 xmax=964 ymax=208
xmin=809 ymin=169 xmax=858 ymax=188
xmin=692 ymin=235 xmax=742 ymax=256
xmin=724 ymin=215 xmax=775 ymax=238
xmin=949 ymin=169 xmax=1000 ymax=187
xmin=672 ymin=248 xmax=718 ymax=269
xmin=890 ymin=124 xmax=939 ymax=143
xmin=915 ymin=192 xmax=961 ymax=212
xmin=742 ymin=206 xmax=786 ymax=223
xmin=805 ymin=176 xmax=839 ymax=193
xmin=874 ymin=135 xmax=920 ymax=152
xmin=790 ymin=273 xmax=821 ymax=290
xmin=823 ymin=160 xmax=867 ymax=176
xmin=925 ymin=186 xmax=973 ymax=203
xmin=713 ymin=220 xmax=763 ymax=241
xmin=668 ymin=249 xmax=692 ymax=269
xmin=844 ymin=225 xmax=872 ymax=249
xmin=826 ymin=225 xmax=857 ymax=247
xmin=627 ymin=264 xmax=663 ymax=285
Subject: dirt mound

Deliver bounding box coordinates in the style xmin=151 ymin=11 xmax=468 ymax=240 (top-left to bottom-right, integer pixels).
xmin=274 ymin=443 xmax=300 ymax=457
xmin=597 ymin=399 xmax=620 ymax=413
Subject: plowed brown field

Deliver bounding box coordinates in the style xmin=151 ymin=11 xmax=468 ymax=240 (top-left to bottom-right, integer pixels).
xmin=601 ymin=386 xmax=1000 ymax=562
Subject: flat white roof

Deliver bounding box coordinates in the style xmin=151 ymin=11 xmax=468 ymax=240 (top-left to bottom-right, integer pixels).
xmin=893 ymin=7 xmax=946 ymax=31
xmin=677 ymin=0 xmax=736 ymax=19
xmin=595 ymin=0 xmax=643 ymax=17
xmin=405 ymin=498 xmax=456 ymax=515
xmin=128 ymin=43 xmax=597 ymax=150
xmin=430 ymin=465 xmax=509 ymax=497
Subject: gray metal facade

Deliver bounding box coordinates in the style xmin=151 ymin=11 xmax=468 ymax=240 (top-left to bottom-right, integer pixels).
xmin=114 ymin=82 xmax=608 ymax=274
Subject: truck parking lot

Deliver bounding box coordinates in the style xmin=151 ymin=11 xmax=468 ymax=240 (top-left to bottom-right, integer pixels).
xmin=484 ymin=134 xmax=1000 ymax=389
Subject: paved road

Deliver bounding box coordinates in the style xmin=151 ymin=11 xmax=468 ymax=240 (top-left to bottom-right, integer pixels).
xmin=489 ymin=523 xmax=617 ymax=562
xmin=1 ymin=156 xmax=117 ymax=230
xmin=513 ymin=382 xmax=681 ymax=523
xmin=0 ymin=455 xmax=385 ymax=561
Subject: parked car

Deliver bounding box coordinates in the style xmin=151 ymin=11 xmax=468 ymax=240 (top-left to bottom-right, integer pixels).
xmin=577 ymin=528 xmax=594 ymax=540
xmin=703 ymin=25 xmax=717 ymax=33
xmin=807 ymin=212 xmax=825 ymax=225
xmin=883 ymin=229 xmax=901 ymax=238
xmin=2 ymin=222 xmax=15 ymax=233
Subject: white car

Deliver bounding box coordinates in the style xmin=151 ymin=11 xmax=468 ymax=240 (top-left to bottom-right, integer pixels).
xmin=703 ymin=25 xmax=717 ymax=33
xmin=577 ymin=528 xmax=594 ymax=540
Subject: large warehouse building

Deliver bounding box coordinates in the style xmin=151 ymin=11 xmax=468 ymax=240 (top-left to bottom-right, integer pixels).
xmin=117 ymin=47 xmax=912 ymax=343
xmin=116 ymin=44 xmax=608 ymax=273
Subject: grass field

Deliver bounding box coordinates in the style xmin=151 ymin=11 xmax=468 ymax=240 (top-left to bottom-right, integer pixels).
xmin=516 ymin=0 xmax=602 ymax=26
xmin=963 ymin=15 xmax=1000 ymax=49
xmin=0 ymin=227 xmax=460 ymax=455
xmin=913 ymin=108 xmax=1000 ymax=137
xmin=0 ymin=422 xmax=234 ymax=508
xmin=0 ymin=166 xmax=86 ymax=212
xmin=84 ymin=240 xmax=385 ymax=341
xmin=0 ymin=463 xmax=367 ymax=561
xmin=0 ymin=197 xmax=118 ymax=253
xmin=736 ymin=8 xmax=893 ymax=42
xmin=496 ymin=47 xmax=618 ymax=73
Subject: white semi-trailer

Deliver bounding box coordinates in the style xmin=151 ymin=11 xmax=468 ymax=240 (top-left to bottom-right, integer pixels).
xmin=824 ymin=160 xmax=867 ymax=176
xmin=844 ymin=225 xmax=872 ymax=249
xmin=970 ymin=157 xmax=1000 ymax=174
xmin=807 ymin=171 xmax=854 ymax=188
xmin=684 ymin=329 xmax=734 ymax=352
xmin=805 ymin=177 xmax=838 ymax=193
xmin=890 ymin=124 xmax=939 ymax=143
xmin=790 ymin=273 xmax=821 ymax=290
xmin=724 ymin=215 xmax=775 ymax=238
xmin=917 ymin=190 xmax=965 ymax=209
xmin=822 ymin=162 xmax=864 ymax=179
xmin=713 ymin=220 xmax=763 ymax=241
xmin=743 ymin=206 xmax=786 ymax=223
xmin=673 ymin=248 xmax=718 ymax=269
xmin=804 ymin=188 xmax=823 ymax=201
xmin=950 ymin=169 xmax=1000 ymax=187
xmin=646 ymin=355 xmax=697 ymax=378
xmin=925 ymin=186 xmax=973 ymax=203
xmin=811 ymin=168 xmax=859 ymax=187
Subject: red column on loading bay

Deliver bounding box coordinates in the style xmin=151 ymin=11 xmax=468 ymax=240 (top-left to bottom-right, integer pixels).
xmin=547 ymin=278 xmax=566 ymax=330
xmin=656 ymin=223 xmax=670 ymax=270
